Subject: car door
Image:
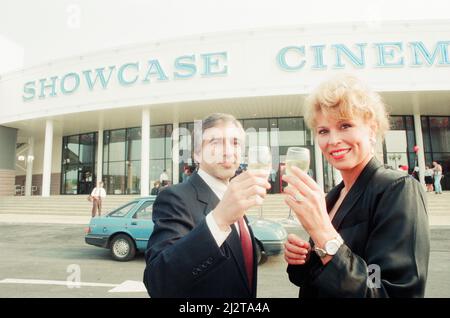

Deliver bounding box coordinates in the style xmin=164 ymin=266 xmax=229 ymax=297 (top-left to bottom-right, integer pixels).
xmin=127 ymin=200 xmax=154 ymax=251
xmin=106 ymin=201 xmax=140 ymax=235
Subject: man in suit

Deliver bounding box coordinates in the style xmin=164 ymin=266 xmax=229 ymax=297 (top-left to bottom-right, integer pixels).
xmin=143 ymin=113 xmax=271 ymax=298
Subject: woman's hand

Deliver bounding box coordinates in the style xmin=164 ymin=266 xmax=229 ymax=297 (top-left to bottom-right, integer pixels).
xmin=284 ymin=234 xmax=311 ymax=265
xmin=282 ymin=166 xmax=338 ymax=253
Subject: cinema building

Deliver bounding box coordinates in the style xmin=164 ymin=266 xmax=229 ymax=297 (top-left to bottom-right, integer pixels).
xmin=0 ymin=20 xmax=449 ymax=197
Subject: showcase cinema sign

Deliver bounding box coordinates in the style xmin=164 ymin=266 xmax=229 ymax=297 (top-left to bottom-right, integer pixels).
xmin=22 ymin=41 xmax=450 ymax=101
xmin=22 ymin=52 xmax=228 ymax=101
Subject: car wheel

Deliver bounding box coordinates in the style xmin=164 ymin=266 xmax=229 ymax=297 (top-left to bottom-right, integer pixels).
xmin=255 ymin=240 xmax=267 ymax=265
xmin=110 ymin=234 xmax=136 ymax=261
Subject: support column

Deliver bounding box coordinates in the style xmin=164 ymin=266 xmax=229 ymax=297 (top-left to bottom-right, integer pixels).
xmin=313 ymin=134 xmax=324 ymax=191
xmin=42 ymin=119 xmax=53 ymax=197
xmin=25 ymin=137 xmax=34 ymax=196
xmin=140 ymin=109 xmax=150 ymax=196
xmin=172 ymin=122 xmax=180 ymax=185
xmin=0 ymin=126 xmax=17 ymax=196
xmin=96 ymin=129 xmax=103 ymax=185
xmin=413 ymin=114 xmax=426 ymax=188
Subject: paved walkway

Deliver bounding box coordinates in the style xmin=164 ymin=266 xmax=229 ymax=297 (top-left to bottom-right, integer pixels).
xmin=0 ymin=213 xmax=448 ymax=227
xmin=0 ymin=192 xmax=448 ymax=226
xmin=0 ymin=213 xmax=90 ymax=225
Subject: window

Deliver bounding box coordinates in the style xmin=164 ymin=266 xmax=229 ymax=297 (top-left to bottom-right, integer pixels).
xmin=63 ymin=165 xmax=78 ymax=194
xmin=66 ymin=135 xmax=80 ymax=164
xmin=150 ymin=124 xmax=173 ymax=186
xmin=106 ymin=161 xmax=126 ymax=194
xmin=109 ymin=202 xmax=138 ymax=217
xmin=126 ymin=160 xmax=141 ymax=194
xmin=421 ymin=116 xmax=450 ymax=190
xmin=244 ymin=119 xmax=270 ymax=148
xmin=179 ymin=122 xmax=196 ymax=182
xmin=429 ymin=117 xmax=450 ymax=153
xmin=133 ymin=201 xmax=153 ymax=219
xmin=79 ymin=133 xmax=95 ymax=164
xmin=61 ymin=132 xmax=97 ymax=194
xmin=102 ymin=124 xmax=173 ymax=194
xmin=127 ymin=128 xmax=141 ymax=161
xmin=278 ymin=118 xmax=307 ymax=146
xmin=126 ymin=128 xmax=142 ymax=194
xmin=384 ymin=116 xmax=416 ymax=171
xmin=108 ymin=129 xmax=126 ymax=162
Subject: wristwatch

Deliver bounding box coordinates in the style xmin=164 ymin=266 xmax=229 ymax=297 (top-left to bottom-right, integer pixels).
xmin=313 ymin=234 xmax=344 ymax=258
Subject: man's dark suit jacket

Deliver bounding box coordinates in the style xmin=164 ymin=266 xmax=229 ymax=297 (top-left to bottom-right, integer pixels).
xmin=287 ymin=157 xmax=430 ymax=298
xmin=143 ymin=172 xmax=258 ymax=298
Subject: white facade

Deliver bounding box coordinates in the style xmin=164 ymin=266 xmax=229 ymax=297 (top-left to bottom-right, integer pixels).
xmin=1 ymin=20 xmax=449 ymax=196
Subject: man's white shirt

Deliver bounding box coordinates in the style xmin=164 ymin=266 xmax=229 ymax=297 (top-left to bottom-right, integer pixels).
xmin=91 ymin=187 xmax=106 ymax=198
xmin=160 ymin=172 xmax=169 ymax=182
xmin=198 ymin=169 xmax=250 ymax=248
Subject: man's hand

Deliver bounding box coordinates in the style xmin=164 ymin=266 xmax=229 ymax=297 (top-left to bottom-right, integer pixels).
xmin=212 ymin=171 xmax=271 ymax=230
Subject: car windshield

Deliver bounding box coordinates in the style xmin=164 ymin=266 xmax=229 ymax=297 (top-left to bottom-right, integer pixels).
xmin=108 ymin=201 xmax=138 ymax=217
xmin=133 ymin=200 xmax=154 ymax=219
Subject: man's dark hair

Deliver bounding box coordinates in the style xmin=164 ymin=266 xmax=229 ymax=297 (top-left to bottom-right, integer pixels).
xmin=193 ymin=113 xmax=243 ymax=155
xmin=201 ymin=113 xmax=243 ymax=133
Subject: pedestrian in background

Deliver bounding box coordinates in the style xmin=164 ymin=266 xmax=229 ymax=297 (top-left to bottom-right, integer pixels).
xmin=151 ymin=181 xmax=161 ymax=195
xmin=433 ymin=161 xmax=443 ymax=194
xmin=90 ymin=181 xmax=106 ymax=217
xmin=424 ymin=165 xmax=434 ymax=192
xmin=160 ymin=169 xmax=169 ymax=184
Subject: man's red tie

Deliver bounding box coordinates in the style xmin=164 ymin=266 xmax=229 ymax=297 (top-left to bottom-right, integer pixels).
xmin=238 ymin=217 xmax=253 ymax=288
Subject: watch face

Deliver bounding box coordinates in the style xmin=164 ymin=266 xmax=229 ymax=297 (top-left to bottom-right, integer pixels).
xmin=325 ymin=240 xmax=340 ymax=255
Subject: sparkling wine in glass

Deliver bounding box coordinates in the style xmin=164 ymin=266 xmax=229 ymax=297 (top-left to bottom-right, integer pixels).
xmin=247 ymin=146 xmax=272 ymax=219
xmin=286 ymin=147 xmax=310 ymax=176
xmin=282 ymin=147 xmax=310 ymax=226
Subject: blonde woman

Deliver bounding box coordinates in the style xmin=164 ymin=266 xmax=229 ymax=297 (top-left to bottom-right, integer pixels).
xmin=283 ymin=75 xmax=430 ymax=298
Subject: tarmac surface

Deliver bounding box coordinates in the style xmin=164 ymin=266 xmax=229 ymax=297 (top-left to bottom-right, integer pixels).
xmin=0 ymin=222 xmax=449 ymax=298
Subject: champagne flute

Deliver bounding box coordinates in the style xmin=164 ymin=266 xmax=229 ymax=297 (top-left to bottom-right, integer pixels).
xmin=286 ymin=147 xmax=310 ymax=177
xmin=247 ymin=146 xmax=272 ymax=219
xmin=282 ymin=147 xmax=310 ymax=226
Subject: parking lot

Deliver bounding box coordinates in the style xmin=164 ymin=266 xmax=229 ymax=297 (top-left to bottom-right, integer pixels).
xmin=0 ymin=223 xmax=449 ymax=298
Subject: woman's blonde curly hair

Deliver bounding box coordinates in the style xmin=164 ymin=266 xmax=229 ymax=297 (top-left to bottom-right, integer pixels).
xmin=304 ymin=74 xmax=390 ymax=139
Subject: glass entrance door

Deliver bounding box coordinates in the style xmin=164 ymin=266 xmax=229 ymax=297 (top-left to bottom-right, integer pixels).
xmin=384 ymin=116 xmax=416 ymax=173
xmin=78 ymin=166 xmax=95 ymax=195
xmin=61 ymin=132 xmax=97 ymax=194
